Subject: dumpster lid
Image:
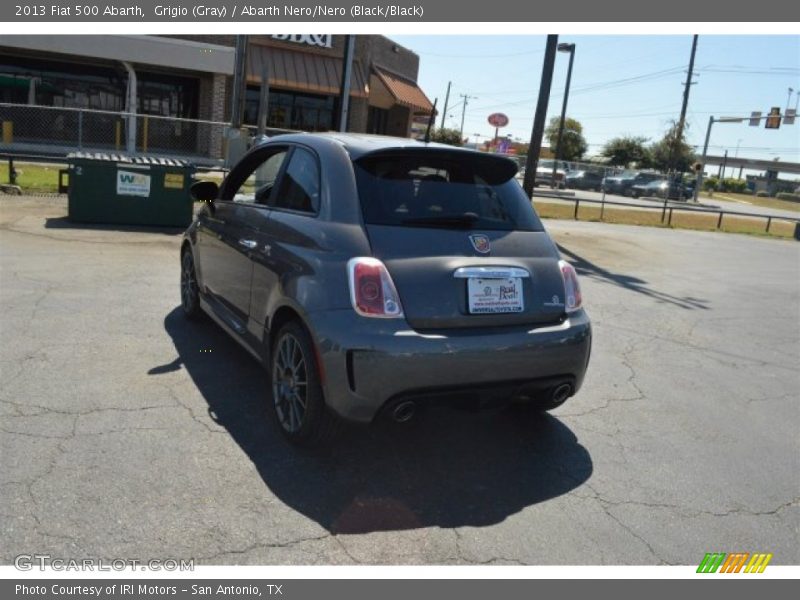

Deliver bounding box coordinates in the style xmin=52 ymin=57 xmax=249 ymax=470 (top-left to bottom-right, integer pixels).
xmin=67 ymin=152 xmax=193 ymax=167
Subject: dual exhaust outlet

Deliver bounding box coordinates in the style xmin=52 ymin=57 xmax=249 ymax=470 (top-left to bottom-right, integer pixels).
xmin=388 ymin=381 xmax=574 ymax=423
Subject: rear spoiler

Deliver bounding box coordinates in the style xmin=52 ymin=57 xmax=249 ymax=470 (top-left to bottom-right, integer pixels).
xmin=354 ymin=148 xmax=519 ymax=185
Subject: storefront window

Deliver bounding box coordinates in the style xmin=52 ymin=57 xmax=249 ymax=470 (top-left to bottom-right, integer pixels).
xmin=0 ymin=55 xmax=198 ymax=118
xmin=245 ymin=86 xmax=335 ymax=132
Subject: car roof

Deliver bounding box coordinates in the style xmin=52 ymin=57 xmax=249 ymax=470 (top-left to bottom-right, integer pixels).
xmin=255 ymin=131 xmax=497 ymax=161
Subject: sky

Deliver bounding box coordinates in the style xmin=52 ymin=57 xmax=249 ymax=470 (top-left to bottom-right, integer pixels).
xmin=391 ymin=35 xmax=800 ymax=165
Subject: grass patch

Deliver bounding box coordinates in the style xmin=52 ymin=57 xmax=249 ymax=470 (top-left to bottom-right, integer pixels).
xmin=2 ymin=162 xmax=62 ymax=193
xmin=534 ymin=200 xmax=797 ymax=240
xmin=702 ymin=192 xmax=800 ymax=214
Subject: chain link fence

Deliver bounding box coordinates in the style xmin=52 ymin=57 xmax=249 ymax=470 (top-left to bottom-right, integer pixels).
xmin=0 ymin=103 xmax=294 ymax=165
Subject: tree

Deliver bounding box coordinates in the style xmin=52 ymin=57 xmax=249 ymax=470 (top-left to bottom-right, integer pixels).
xmin=601 ymin=136 xmax=652 ymax=167
xmin=429 ymin=128 xmax=464 ymax=147
xmin=649 ymin=121 xmax=696 ymax=173
xmin=545 ymin=116 xmax=588 ymax=161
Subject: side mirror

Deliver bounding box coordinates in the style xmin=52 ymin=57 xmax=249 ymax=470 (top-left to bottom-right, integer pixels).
xmin=190 ymin=180 xmax=219 ymax=203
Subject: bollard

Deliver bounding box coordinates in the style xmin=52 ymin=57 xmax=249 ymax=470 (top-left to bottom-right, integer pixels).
xmin=2 ymin=121 xmax=12 ymax=144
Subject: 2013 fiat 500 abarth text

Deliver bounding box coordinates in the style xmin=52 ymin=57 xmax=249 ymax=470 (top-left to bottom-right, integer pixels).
xmin=181 ymin=133 xmax=591 ymax=445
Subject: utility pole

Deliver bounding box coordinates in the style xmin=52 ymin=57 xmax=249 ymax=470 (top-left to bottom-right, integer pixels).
xmin=458 ymin=94 xmax=476 ymax=138
xmin=523 ymin=35 xmax=559 ymax=198
xmin=440 ymin=81 xmax=451 ymax=131
xmin=669 ymin=34 xmax=698 ymax=176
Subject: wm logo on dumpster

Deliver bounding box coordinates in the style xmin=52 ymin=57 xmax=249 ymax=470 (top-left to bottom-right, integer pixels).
xmin=697 ymin=552 xmax=772 ymax=573
xmin=117 ymin=169 xmax=151 ymax=197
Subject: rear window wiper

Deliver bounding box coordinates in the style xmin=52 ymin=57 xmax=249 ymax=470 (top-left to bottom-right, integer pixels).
xmin=400 ymin=212 xmax=480 ymax=229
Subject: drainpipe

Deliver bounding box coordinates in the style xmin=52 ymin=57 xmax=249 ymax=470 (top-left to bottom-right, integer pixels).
xmin=121 ymin=61 xmax=137 ymax=155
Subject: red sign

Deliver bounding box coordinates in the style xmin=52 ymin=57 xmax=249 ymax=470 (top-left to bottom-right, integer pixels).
xmin=487 ymin=113 xmax=509 ymax=128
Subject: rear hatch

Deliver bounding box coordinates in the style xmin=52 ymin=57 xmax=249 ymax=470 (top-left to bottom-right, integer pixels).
xmin=353 ymin=149 xmax=567 ymax=330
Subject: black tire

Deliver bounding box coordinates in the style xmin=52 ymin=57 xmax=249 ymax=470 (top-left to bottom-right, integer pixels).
xmin=180 ymin=249 xmax=203 ymax=320
xmin=270 ymin=321 xmax=342 ymax=446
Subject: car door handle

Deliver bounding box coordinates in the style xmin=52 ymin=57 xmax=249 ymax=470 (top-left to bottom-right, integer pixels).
xmin=238 ymin=239 xmax=258 ymax=250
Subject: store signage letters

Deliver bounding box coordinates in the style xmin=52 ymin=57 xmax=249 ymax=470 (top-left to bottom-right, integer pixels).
xmin=271 ymin=35 xmax=333 ymax=49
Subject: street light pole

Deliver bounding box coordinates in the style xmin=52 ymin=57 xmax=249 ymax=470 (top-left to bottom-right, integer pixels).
xmin=552 ymin=42 xmax=576 ymax=188
xmin=440 ymin=81 xmax=451 ymax=131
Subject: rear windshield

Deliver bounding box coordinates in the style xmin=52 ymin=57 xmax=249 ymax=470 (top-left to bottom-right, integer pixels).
xmin=353 ymin=153 xmax=544 ymax=231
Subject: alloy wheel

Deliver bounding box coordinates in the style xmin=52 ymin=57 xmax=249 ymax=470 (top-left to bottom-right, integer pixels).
xmin=181 ymin=253 xmax=198 ymax=312
xmin=272 ymin=333 xmax=308 ymax=433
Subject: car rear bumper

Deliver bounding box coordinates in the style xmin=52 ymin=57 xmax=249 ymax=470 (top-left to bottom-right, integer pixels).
xmin=305 ymin=308 xmax=592 ymax=423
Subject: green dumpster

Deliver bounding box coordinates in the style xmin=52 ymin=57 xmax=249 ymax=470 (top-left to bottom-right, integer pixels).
xmin=67 ymin=153 xmax=195 ymax=227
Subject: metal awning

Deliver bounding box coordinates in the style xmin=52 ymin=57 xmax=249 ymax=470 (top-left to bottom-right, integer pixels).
xmin=371 ymin=67 xmax=434 ymax=114
xmin=246 ymin=45 xmax=368 ymax=98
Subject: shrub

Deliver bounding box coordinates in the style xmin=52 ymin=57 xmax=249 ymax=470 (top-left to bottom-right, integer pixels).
xmin=755 ymin=191 xmax=770 ymax=197
xmin=775 ymin=192 xmax=800 ymax=202
xmin=720 ymin=178 xmax=747 ymax=193
xmin=703 ymin=176 xmax=718 ymax=191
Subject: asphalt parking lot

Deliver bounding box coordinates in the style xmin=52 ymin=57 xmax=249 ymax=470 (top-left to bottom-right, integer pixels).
xmin=1 ymin=196 xmax=798 ymax=565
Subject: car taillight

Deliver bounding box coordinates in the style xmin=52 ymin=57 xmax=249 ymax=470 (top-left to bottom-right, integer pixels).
xmin=558 ymin=259 xmax=583 ymax=313
xmin=347 ymin=257 xmax=404 ymax=318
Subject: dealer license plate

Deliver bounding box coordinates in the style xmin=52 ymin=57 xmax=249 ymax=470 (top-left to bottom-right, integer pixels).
xmin=467 ymin=277 xmax=524 ymax=314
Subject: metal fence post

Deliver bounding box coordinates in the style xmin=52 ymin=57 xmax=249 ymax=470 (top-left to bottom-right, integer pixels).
xmin=717 ymin=212 xmax=724 ymax=230
xmin=573 ymin=199 xmax=580 ymax=220
xmin=78 ymin=110 xmax=83 ymax=151
xmin=766 ymin=217 xmax=772 ymax=233
xmin=668 ymin=207 xmax=674 ymax=226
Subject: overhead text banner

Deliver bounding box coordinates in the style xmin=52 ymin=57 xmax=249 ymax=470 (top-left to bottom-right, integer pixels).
xmin=2 ymin=0 xmax=798 ymax=22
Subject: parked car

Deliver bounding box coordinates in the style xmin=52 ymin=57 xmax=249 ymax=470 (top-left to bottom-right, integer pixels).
xmin=630 ymin=178 xmax=692 ymax=200
xmin=602 ymin=171 xmax=661 ymax=196
xmin=534 ymin=159 xmax=570 ymax=189
xmin=565 ymin=170 xmax=604 ymax=191
xmin=182 ymin=133 xmax=592 ymax=446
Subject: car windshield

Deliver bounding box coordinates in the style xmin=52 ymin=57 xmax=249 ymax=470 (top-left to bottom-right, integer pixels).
xmin=354 ymin=152 xmax=544 ymax=231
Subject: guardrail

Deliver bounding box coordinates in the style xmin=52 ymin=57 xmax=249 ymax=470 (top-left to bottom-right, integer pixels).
xmin=534 ymin=193 xmax=800 ymax=238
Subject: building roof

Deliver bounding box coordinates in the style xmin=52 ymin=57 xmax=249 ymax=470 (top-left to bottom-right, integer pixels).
xmin=371 ymin=67 xmax=434 ymax=114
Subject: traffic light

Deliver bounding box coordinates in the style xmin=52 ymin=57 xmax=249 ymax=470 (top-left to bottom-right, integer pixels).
xmin=765 ymin=107 xmax=781 ymax=129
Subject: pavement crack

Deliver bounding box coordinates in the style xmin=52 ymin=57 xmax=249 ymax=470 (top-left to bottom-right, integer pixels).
xmin=194 ymin=533 xmax=332 ymax=563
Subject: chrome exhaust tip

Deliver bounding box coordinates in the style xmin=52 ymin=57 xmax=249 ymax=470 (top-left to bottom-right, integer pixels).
xmin=392 ymin=400 xmax=416 ymax=423
xmin=551 ymin=383 xmax=573 ymax=406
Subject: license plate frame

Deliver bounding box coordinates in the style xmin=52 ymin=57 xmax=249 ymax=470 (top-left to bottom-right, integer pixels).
xmin=467 ymin=277 xmax=524 ymax=314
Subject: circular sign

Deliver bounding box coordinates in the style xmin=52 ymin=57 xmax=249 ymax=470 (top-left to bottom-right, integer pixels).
xmin=487 ymin=113 xmax=509 ymax=128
